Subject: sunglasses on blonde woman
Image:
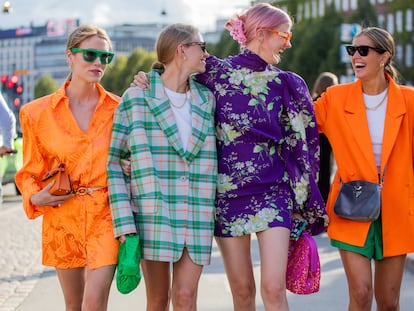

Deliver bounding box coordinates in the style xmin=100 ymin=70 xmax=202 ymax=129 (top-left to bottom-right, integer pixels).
xmin=70 ymin=48 xmax=114 ymax=64
xmin=262 ymin=29 xmax=292 ymax=43
xmin=183 ymin=41 xmax=207 ymax=53
xmin=345 ymin=45 xmax=386 ymax=57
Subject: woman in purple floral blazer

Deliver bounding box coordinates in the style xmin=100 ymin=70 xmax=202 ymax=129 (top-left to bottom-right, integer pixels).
xmin=194 ymin=3 xmax=327 ymax=310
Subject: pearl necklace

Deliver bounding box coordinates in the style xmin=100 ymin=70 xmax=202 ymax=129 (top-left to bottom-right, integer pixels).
xmin=365 ymin=89 xmax=388 ymax=111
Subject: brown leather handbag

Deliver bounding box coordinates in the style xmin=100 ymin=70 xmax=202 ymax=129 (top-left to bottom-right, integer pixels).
xmin=40 ymin=160 xmax=72 ymax=196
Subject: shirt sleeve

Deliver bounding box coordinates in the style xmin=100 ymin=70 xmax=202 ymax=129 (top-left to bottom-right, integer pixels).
xmin=14 ymin=106 xmax=46 ymax=219
xmin=280 ymin=72 xmax=327 ymax=235
xmin=107 ymin=89 xmax=136 ymax=238
xmin=0 ymin=92 xmax=16 ymax=148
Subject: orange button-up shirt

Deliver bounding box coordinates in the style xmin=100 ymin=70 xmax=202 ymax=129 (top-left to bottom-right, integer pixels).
xmin=15 ymin=82 xmax=120 ymax=219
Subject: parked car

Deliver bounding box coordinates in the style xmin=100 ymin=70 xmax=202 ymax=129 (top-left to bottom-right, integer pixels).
xmin=0 ymin=137 xmax=22 ymax=194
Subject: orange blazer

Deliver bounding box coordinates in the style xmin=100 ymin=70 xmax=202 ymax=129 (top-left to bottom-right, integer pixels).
xmin=314 ymin=74 xmax=414 ymax=257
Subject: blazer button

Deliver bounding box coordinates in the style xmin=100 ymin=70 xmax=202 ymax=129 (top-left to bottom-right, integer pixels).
xmin=179 ymin=176 xmax=187 ymax=182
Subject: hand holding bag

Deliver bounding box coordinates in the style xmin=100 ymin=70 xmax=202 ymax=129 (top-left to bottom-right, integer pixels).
xmin=39 ymin=159 xmax=72 ymax=196
xmin=116 ymin=235 xmax=142 ymax=294
xmin=286 ymin=231 xmax=321 ymax=295
xmin=333 ymin=176 xmax=383 ymax=222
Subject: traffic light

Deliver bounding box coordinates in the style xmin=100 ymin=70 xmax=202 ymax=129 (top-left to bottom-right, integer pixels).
xmin=1 ymin=74 xmax=7 ymax=92
xmin=15 ymin=84 xmax=23 ymax=94
xmin=10 ymin=74 xmax=18 ymax=85
xmin=13 ymin=98 xmax=20 ymax=107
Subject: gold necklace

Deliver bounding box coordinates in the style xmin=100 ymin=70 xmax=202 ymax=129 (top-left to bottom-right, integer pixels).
xmin=166 ymin=89 xmax=188 ymax=109
xmin=365 ymin=90 xmax=388 ymax=111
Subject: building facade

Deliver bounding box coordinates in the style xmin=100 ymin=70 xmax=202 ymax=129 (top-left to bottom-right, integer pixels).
xmin=273 ymin=0 xmax=413 ymax=83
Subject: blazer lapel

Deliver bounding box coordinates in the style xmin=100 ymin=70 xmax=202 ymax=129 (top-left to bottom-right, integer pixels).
xmin=146 ymin=72 xmax=186 ymax=158
xmin=343 ymin=80 xmax=377 ymax=174
xmin=381 ymin=78 xmax=405 ymax=172
xmin=184 ymin=80 xmax=214 ymax=163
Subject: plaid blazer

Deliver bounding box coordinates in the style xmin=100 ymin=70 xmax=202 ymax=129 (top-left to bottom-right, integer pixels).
xmin=108 ymin=70 xmax=217 ymax=265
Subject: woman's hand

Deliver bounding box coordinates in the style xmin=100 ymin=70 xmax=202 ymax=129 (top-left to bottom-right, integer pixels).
xmin=30 ymin=182 xmax=73 ymax=207
xmin=0 ymin=146 xmax=16 ymax=157
xmin=131 ymin=71 xmax=149 ymax=88
xmin=292 ymin=213 xmax=305 ymax=221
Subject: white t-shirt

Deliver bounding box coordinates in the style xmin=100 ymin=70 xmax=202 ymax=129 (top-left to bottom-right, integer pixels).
xmin=164 ymin=87 xmax=192 ymax=151
xmin=364 ymin=88 xmax=388 ymax=173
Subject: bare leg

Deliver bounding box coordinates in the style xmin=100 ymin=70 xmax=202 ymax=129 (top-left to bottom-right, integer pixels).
xmin=215 ymin=235 xmax=256 ymax=311
xmin=141 ymin=260 xmax=171 ymax=311
xmin=374 ymin=254 xmax=406 ymax=311
xmin=339 ymin=249 xmax=373 ymax=311
xmin=171 ymin=248 xmax=203 ymax=311
xmin=257 ymin=227 xmax=290 ymax=311
xmin=83 ymin=265 xmax=116 ymax=311
xmin=56 ymin=267 xmax=86 ymax=311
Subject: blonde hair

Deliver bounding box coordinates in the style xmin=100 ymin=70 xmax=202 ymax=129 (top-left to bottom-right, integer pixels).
xmin=354 ymin=27 xmax=399 ymax=82
xmin=66 ymin=24 xmax=112 ymax=80
xmin=152 ymin=23 xmax=199 ymax=70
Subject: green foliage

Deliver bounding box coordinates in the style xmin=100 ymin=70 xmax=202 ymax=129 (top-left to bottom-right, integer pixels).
xmin=278 ymin=4 xmax=346 ymax=87
xmin=101 ymin=48 xmax=156 ymax=96
xmin=101 ymin=55 xmax=128 ymax=95
xmin=34 ymin=74 xmax=59 ymax=99
xmin=349 ymin=0 xmax=378 ymax=27
xmin=208 ymin=31 xmax=240 ymax=59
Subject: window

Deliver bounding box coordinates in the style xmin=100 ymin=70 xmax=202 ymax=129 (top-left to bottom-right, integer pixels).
xmin=407 ymin=9 xmax=413 ymax=32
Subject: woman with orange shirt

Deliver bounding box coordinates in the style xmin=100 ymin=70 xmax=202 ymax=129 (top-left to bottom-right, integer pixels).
xmin=15 ymin=25 xmax=120 ymax=310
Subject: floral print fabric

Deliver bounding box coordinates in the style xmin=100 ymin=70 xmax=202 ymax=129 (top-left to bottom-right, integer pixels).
xmin=196 ymin=49 xmax=326 ymax=237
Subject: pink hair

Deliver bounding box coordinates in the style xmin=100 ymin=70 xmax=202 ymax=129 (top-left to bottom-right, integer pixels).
xmin=226 ymin=3 xmax=292 ymax=46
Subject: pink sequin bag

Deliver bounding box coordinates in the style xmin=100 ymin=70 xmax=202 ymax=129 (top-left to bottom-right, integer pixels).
xmin=286 ymin=231 xmax=321 ymax=295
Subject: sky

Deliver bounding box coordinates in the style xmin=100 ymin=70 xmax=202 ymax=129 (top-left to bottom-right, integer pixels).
xmin=0 ymin=0 xmax=253 ymax=32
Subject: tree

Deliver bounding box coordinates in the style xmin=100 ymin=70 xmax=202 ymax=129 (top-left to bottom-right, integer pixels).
xmin=101 ymin=48 xmax=156 ymax=96
xmin=278 ymin=4 xmax=346 ymax=87
xmin=101 ymin=54 xmax=128 ymax=96
xmin=349 ymin=0 xmax=378 ymax=28
xmin=34 ymin=74 xmax=59 ymax=99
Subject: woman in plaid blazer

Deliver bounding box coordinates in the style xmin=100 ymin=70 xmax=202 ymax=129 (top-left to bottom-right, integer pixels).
xmin=107 ymin=23 xmax=217 ymax=310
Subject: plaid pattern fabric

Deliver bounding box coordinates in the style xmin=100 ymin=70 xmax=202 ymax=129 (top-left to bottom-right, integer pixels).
xmin=108 ymin=71 xmax=217 ymax=265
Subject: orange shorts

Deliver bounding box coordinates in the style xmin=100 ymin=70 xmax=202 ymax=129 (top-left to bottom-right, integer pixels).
xmin=41 ymin=191 xmax=119 ymax=269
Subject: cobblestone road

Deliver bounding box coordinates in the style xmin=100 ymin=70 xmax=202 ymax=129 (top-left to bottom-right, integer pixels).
xmin=0 ymin=188 xmax=44 ymax=311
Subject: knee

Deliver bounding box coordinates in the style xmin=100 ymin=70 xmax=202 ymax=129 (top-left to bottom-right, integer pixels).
xmin=82 ymin=295 xmax=108 ymax=311
xmin=375 ymin=295 xmax=399 ymax=311
xmin=261 ymin=280 xmax=286 ymax=304
xmin=172 ymin=287 xmax=196 ymax=310
xmin=232 ymin=280 xmax=256 ymax=305
xmin=351 ymin=285 xmax=373 ymax=309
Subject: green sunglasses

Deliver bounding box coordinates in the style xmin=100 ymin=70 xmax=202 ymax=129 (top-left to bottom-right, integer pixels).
xmin=70 ymin=48 xmax=114 ymax=64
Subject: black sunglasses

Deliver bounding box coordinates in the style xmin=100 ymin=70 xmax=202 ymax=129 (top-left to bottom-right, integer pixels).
xmin=183 ymin=41 xmax=207 ymax=53
xmin=345 ymin=45 xmax=386 ymax=57
xmin=70 ymin=48 xmax=114 ymax=64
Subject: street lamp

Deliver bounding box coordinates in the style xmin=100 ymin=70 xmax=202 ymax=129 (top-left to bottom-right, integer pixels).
xmin=2 ymin=1 xmax=11 ymax=13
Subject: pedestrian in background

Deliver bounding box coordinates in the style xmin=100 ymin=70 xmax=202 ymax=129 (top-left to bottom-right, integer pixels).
xmin=314 ymin=26 xmax=414 ymax=310
xmin=311 ymin=72 xmax=339 ymax=203
xmin=15 ymin=24 xmax=120 ymax=310
xmin=0 ymin=90 xmax=16 ymax=206
xmin=107 ymin=23 xmax=217 ymax=310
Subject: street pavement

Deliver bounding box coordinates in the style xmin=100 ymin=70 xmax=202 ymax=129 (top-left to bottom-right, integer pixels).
xmin=1 ymin=184 xmax=413 ymax=311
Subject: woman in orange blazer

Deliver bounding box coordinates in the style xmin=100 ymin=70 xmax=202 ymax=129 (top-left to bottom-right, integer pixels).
xmin=314 ymin=27 xmax=414 ymax=310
